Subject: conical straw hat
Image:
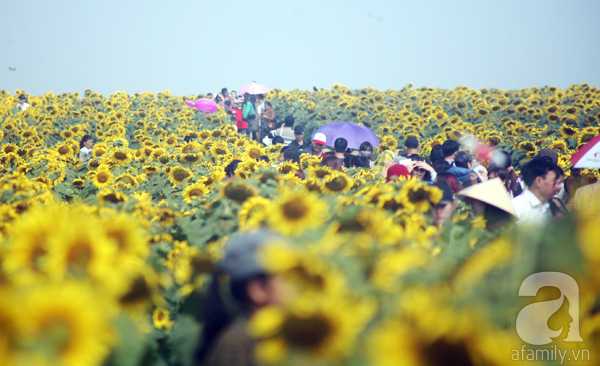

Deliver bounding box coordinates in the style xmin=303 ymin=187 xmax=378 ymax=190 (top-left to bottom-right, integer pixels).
xmin=457 ymin=178 xmax=517 ymax=217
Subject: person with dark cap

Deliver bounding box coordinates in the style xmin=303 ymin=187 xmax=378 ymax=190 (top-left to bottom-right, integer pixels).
xmin=263 ymin=115 xmax=295 ymax=146
xmin=431 ymin=182 xmax=455 ymax=226
xmin=17 ymin=94 xmax=29 ymax=111
xmin=196 ymin=231 xmax=288 ymax=366
xmin=289 ymin=125 xmax=309 ymax=150
xmin=401 ymin=136 xmax=420 ymax=157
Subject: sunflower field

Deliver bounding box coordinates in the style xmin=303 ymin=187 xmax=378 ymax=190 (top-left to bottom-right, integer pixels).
xmin=1 ymin=85 xmax=599 ymax=366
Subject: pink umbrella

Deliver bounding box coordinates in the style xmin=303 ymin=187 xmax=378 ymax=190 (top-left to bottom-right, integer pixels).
xmin=570 ymin=134 xmax=600 ymax=168
xmin=239 ymin=82 xmax=270 ymax=95
xmin=185 ymin=99 xmax=219 ymax=114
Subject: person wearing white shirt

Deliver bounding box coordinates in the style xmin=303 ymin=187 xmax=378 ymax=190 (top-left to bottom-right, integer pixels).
xmin=442 ymin=139 xmax=459 ymax=167
xmin=17 ymin=94 xmax=29 ymax=111
xmin=511 ymin=158 xmax=560 ymax=226
xmin=79 ymin=134 xmax=94 ymax=165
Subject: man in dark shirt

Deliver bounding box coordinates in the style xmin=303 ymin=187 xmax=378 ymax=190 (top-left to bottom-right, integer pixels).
xmin=289 ymin=125 xmax=309 ymax=150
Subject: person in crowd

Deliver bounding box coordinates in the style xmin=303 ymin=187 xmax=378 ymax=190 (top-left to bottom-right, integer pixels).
xmin=431 ymin=182 xmax=455 ymax=226
xmin=434 ymin=172 xmax=462 ymax=195
xmin=184 ymin=135 xmax=194 ymax=143
xmin=221 ymin=88 xmax=229 ymax=101
xmin=300 ymin=132 xmax=327 ymax=158
xmin=447 ymin=151 xmax=479 ymax=185
xmin=407 ymin=154 xmax=436 ymax=183
xmin=487 ymin=167 xmax=510 ymax=195
xmin=79 ymin=134 xmax=94 ymax=165
xmin=490 ymin=150 xmax=522 ymax=197
xmin=257 ymin=155 xmax=270 ymax=163
xmin=511 ymin=157 xmax=559 ymax=226
xmin=333 ymin=138 xmax=348 ymax=166
xmin=358 ymin=141 xmax=374 ymax=167
xmin=385 ymin=164 xmax=410 ymax=182
xmin=429 ymin=145 xmax=445 ymax=163
xmin=562 ymin=169 xmax=589 ymax=212
xmin=549 ymin=165 xmax=568 ymax=218
xmin=196 ymin=231 xmax=288 ymax=366
xmin=261 ymin=101 xmax=276 ymax=132
xmin=254 ymin=94 xmax=265 ymax=140
xmin=264 ymin=115 xmax=295 ymax=146
xmin=17 ymin=94 xmax=29 ymax=111
xmin=320 ymin=156 xmax=343 ymax=171
xmin=242 ymin=93 xmax=257 ymax=141
xmin=282 ymin=147 xmax=301 ymax=165
xmin=230 ymin=90 xmax=237 ymax=101
xmin=442 ymin=139 xmax=460 ymax=167
xmin=433 ymin=160 xmax=451 ymax=174
xmin=400 ymin=136 xmax=420 ymax=157
xmin=351 ymin=156 xmax=371 ymax=169
xmin=215 ymin=94 xmax=225 ymax=107
xmin=271 ymin=136 xmax=285 ymax=146
xmin=289 ymin=125 xmax=309 ymax=150
xmin=224 ymin=100 xmax=232 ymax=114
xmin=458 ymin=178 xmax=517 ymax=231
xmin=223 ymin=160 xmax=242 ymax=182
xmin=231 ymin=101 xmax=249 ymax=138
xmin=372 ymin=150 xmax=396 ymax=177
xmin=573 ymin=173 xmax=600 ymax=219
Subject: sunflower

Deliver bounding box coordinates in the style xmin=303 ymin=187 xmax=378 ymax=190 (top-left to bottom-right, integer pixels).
xmin=398 ymin=179 xmax=442 ymax=213
xmin=248 ymin=298 xmax=372 ymax=364
xmin=106 ymin=148 xmax=132 ymax=166
xmin=551 ymin=140 xmax=568 ymax=152
xmin=72 ymin=178 xmax=85 ymax=188
xmin=210 ymin=141 xmax=230 ymax=157
xmin=518 ymin=141 xmax=537 ymax=153
xmin=2 ymin=143 xmax=19 ymax=155
xmin=219 ymin=180 xmax=257 ymax=204
xmin=92 ymin=143 xmax=108 ymax=158
xmin=182 ymin=182 xmax=209 ymax=204
xmin=277 ymin=161 xmax=299 ymax=176
xmin=89 ymin=169 xmax=113 ymax=188
xmin=114 ymin=173 xmax=138 ymax=188
xmin=180 ymin=152 xmax=203 ymax=164
xmin=560 ymin=124 xmax=579 ymax=139
xmin=95 ymin=112 xmax=106 ymax=121
xmin=56 ymin=143 xmax=73 ymax=156
xmin=152 ymin=307 xmax=174 ymax=331
xmin=247 ymin=145 xmax=265 ymax=160
xmin=266 ymin=191 xmax=327 ymax=236
xmin=321 ymin=172 xmax=353 ymax=194
xmin=238 ymin=196 xmax=271 ymax=229
xmin=168 ymin=166 xmax=193 ymax=185
xmin=18 ymin=282 xmax=116 ymax=366
xmin=97 ymin=189 xmax=128 ymax=205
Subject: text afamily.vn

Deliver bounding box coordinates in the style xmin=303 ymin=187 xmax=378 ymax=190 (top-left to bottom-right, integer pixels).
xmin=512 ymin=345 xmax=590 ymax=364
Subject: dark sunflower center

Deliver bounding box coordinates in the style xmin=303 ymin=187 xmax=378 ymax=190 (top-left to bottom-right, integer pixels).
xmin=97 ymin=173 xmax=109 ymax=183
xmin=58 ymin=146 xmax=70 ymax=155
xmin=325 ymin=177 xmax=348 ymax=191
xmin=282 ymin=200 xmax=308 ymax=220
xmin=184 ymin=154 xmax=200 ymax=162
xmin=173 ymin=170 xmax=190 ymax=181
xmin=114 ymin=152 xmax=128 ymax=160
xmin=282 ymin=315 xmax=332 ymax=349
xmin=408 ymin=187 xmax=429 ymax=203
xmin=224 ymin=183 xmax=255 ymax=203
xmin=103 ymin=193 xmax=125 ymax=203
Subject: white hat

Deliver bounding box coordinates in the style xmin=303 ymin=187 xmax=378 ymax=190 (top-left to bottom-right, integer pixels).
xmin=313 ymin=132 xmax=327 ymax=145
xmin=457 ymin=178 xmax=517 ymax=217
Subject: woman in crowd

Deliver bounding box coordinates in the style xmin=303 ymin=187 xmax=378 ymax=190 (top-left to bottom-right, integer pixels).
xmin=79 ymin=134 xmax=94 ymax=165
xmin=457 ymin=178 xmax=517 ymax=232
xmin=261 ymin=101 xmax=276 ymax=138
xmin=435 ymin=172 xmax=462 ymax=195
xmin=242 ymin=93 xmax=256 ymax=140
xmin=320 ymin=156 xmax=343 ymax=172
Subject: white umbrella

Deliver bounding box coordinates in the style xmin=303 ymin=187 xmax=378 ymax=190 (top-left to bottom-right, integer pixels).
xmin=570 ymin=135 xmax=600 ymax=168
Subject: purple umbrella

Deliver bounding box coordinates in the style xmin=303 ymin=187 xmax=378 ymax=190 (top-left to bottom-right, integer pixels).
xmin=313 ymin=121 xmax=380 ymax=149
xmin=185 ymin=98 xmax=219 ymax=114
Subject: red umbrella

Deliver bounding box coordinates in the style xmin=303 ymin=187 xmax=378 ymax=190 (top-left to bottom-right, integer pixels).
xmin=570 ymin=134 xmax=600 ymax=168
xmin=185 ymin=99 xmax=218 ymax=114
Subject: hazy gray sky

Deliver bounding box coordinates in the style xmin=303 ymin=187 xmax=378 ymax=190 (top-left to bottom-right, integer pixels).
xmin=1 ymin=0 xmax=599 ymax=96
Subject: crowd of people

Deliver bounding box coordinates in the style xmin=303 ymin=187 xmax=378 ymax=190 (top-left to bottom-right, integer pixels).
xmin=220 ymin=123 xmax=599 ymax=232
